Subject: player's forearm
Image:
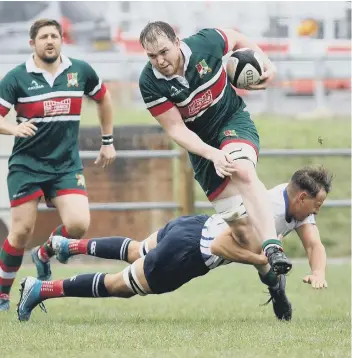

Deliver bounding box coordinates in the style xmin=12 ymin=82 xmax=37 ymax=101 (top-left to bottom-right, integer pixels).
xmin=212 ymin=231 xmax=268 ymax=265
xmin=231 ymin=30 xmax=274 ymax=69
xmin=0 ymin=118 xmax=16 ymax=135
xmin=167 ymin=125 xmax=216 ymax=160
xmin=97 ymin=91 xmax=114 ymax=135
xmin=307 ymin=243 xmax=327 ymax=276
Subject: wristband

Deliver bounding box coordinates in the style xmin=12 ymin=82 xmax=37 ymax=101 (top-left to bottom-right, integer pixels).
xmin=102 ymin=134 xmax=113 ymax=146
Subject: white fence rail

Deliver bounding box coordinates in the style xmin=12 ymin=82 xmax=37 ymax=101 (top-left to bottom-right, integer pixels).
xmin=0 ymin=148 xmax=350 ymax=212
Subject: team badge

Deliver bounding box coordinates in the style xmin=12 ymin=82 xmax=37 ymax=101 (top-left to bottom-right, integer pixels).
xmin=224 ymin=129 xmax=237 ymax=137
xmin=67 ymin=73 xmax=79 ymax=87
xmin=195 ymin=59 xmax=212 ymax=78
xmin=76 ymin=174 xmax=86 ymax=187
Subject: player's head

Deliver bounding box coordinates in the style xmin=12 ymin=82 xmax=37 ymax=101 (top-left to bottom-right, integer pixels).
xmin=288 ymin=166 xmax=333 ymax=221
xmin=140 ymin=21 xmax=181 ymax=77
xmin=29 ymin=19 xmax=63 ymax=64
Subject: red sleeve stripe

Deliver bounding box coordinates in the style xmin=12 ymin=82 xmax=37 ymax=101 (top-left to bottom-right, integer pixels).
xmin=0 ymin=104 xmax=10 ymax=117
xmin=148 ymin=101 xmax=174 ymax=117
xmin=216 ymin=29 xmax=229 ymax=55
xmin=91 ymin=84 xmax=107 ymax=102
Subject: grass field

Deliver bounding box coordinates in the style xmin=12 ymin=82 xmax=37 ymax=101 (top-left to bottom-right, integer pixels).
xmin=1 ymin=262 xmax=350 ymax=358
xmin=80 ymin=103 xmax=351 ymax=257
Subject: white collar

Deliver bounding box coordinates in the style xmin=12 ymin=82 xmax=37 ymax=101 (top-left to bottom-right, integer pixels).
xmin=152 ymin=41 xmax=192 ymax=80
xmin=25 ymin=54 xmax=72 ymax=74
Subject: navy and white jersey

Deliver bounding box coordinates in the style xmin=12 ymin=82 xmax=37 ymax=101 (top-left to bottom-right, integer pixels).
xmin=200 ymin=214 xmax=232 ymax=269
xmin=201 ymin=183 xmax=316 ymax=270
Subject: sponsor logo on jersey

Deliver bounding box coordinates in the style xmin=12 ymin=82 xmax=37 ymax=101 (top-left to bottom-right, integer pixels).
xmin=28 ymin=80 xmax=44 ymax=91
xmin=170 ymin=86 xmax=183 ymax=96
xmin=44 ymin=98 xmax=71 ymax=116
xmin=195 ymin=59 xmax=212 ymax=78
xmin=76 ymin=173 xmax=86 ymax=187
xmin=224 ymin=129 xmax=237 ymax=137
xmin=188 ymin=89 xmax=213 ymax=116
xmin=67 ymin=72 xmax=79 ymax=87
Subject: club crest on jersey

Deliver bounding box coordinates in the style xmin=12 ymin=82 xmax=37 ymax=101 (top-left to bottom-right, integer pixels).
xmin=76 ymin=174 xmax=86 ymax=187
xmin=195 ymin=59 xmax=212 ymax=78
xmin=67 ymin=73 xmax=78 ymax=87
xmin=224 ymin=129 xmax=237 ymax=137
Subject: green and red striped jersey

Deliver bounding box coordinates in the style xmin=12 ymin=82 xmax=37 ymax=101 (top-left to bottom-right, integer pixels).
xmin=0 ymin=54 xmax=106 ymax=173
xmin=139 ymin=28 xmax=242 ymax=142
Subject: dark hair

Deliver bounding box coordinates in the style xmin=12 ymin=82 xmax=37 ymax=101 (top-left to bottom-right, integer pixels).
xmin=139 ymin=21 xmax=177 ymax=48
xmin=30 ymin=19 xmax=62 ymax=40
xmin=290 ymin=166 xmax=333 ymax=197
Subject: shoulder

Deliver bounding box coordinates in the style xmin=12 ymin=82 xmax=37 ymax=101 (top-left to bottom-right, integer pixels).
xmin=183 ymin=28 xmax=223 ymax=46
xmin=0 ymin=63 xmax=25 ymax=88
xmin=139 ymin=62 xmax=155 ymax=84
xmin=1 ymin=63 xmax=26 ymax=81
xmin=269 ymin=183 xmax=288 ymax=195
xmin=68 ymin=58 xmax=96 ymax=73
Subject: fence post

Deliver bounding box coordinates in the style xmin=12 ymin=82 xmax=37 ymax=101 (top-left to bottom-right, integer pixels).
xmin=178 ymin=149 xmax=195 ymax=215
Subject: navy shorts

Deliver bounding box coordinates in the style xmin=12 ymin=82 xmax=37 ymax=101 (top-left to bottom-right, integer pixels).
xmin=143 ymin=215 xmax=210 ymax=294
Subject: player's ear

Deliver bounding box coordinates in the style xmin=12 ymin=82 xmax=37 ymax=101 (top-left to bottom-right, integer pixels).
xmin=175 ymin=37 xmax=180 ymax=47
xmin=298 ymin=191 xmax=308 ymax=203
xmin=29 ymin=39 xmax=35 ymax=49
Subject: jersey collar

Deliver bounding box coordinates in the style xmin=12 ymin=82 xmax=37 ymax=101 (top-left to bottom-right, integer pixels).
xmin=25 ymin=54 xmax=72 ymax=74
xmin=283 ymin=187 xmax=293 ymax=223
xmin=152 ymin=41 xmax=192 ymax=80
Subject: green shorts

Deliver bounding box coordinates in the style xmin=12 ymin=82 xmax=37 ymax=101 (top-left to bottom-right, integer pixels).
xmin=7 ymin=169 xmax=88 ymax=208
xmin=189 ymin=105 xmax=260 ymax=201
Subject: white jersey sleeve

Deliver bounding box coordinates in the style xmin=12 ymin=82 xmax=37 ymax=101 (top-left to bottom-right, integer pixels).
xmin=295 ymin=214 xmax=316 ymax=228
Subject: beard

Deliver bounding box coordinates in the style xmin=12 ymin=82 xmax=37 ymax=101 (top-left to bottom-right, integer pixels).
xmin=41 ymin=54 xmax=60 ymax=64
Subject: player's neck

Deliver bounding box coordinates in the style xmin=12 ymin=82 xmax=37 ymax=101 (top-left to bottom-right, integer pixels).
xmin=33 ymin=54 xmax=62 ymax=75
xmin=175 ymin=51 xmax=185 ymax=77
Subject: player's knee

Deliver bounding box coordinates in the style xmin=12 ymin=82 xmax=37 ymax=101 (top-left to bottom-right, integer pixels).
xmin=231 ymin=160 xmax=257 ymax=185
xmin=122 ymin=262 xmax=149 ymax=297
xmin=138 ymin=239 xmax=152 ymax=258
xmin=212 ymin=195 xmax=246 ymax=223
xmin=105 ymin=273 xmax=135 ymax=298
xmin=127 ymin=241 xmax=141 ymax=263
xmin=64 ymin=216 xmax=90 ymax=239
xmin=8 ymin=220 xmax=35 ymax=247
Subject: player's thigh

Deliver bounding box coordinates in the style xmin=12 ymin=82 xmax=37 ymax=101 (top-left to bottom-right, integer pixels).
xmin=7 ymin=171 xmax=42 ymax=246
xmin=52 ymin=194 xmax=90 ymax=234
xmin=106 ymin=257 xmax=151 ymax=297
xmin=218 ymin=105 xmax=260 ymax=156
xmin=143 ymin=229 xmax=209 ymax=294
xmin=49 ymin=170 xmax=90 ymax=233
xmin=8 ymin=200 xmax=39 ymax=247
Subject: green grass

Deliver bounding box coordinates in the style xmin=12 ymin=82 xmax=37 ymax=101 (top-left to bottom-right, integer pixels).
xmin=1 ymin=263 xmax=350 ymax=358
xmin=80 ymin=103 xmax=351 ymax=257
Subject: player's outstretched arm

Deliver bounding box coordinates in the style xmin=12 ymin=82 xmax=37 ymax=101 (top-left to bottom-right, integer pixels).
xmin=155 ymin=108 xmax=236 ymax=178
xmin=211 ymin=227 xmax=268 ymax=265
xmin=296 ymin=224 xmax=328 ymax=289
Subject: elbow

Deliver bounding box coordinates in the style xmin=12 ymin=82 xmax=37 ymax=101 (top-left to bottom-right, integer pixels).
xmin=210 ymin=241 xmax=222 ymax=257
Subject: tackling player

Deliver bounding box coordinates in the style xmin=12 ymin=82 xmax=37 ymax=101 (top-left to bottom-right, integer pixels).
xmin=17 ymin=166 xmax=332 ymax=322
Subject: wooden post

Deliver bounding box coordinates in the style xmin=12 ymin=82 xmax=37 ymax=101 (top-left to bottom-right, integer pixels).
xmin=178 ymin=149 xmax=195 ymax=216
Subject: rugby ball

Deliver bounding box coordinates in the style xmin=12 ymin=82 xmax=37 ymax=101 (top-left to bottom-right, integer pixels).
xmin=226 ymin=48 xmax=264 ymax=89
